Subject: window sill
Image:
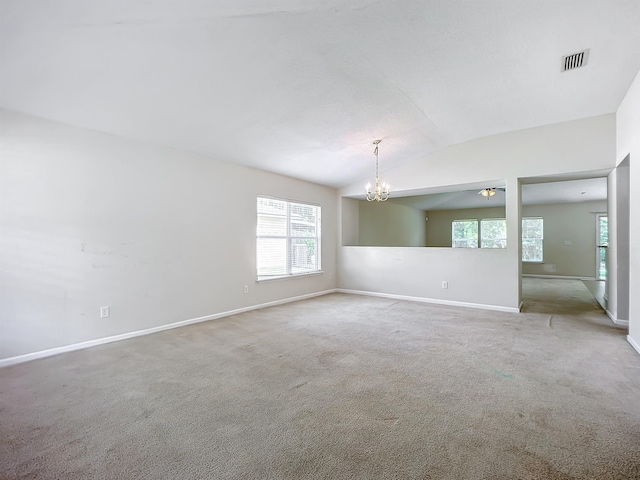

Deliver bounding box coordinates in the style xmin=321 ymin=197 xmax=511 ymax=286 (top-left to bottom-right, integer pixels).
xmin=523 ymin=260 xmax=544 ymax=264
xmin=257 ymin=271 xmax=324 ymax=283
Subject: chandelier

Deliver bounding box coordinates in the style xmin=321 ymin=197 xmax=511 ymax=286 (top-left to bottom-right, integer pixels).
xmin=365 ymin=140 xmax=390 ymax=202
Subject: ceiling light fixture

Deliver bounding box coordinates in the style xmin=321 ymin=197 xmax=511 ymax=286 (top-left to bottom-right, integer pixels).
xmin=479 ymin=188 xmax=496 ymax=199
xmin=365 ymin=140 xmax=390 ymax=202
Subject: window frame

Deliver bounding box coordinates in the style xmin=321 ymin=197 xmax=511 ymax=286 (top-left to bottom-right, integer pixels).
xmin=451 ymin=219 xmax=479 ymax=248
xmin=256 ymin=196 xmax=322 ymax=282
xmin=480 ymin=218 xmax=507 ymax=249
xmin=521 ymin=217 xmax=544 ymax=263
xmin=449 ymin=216 xmax=544 ymax=261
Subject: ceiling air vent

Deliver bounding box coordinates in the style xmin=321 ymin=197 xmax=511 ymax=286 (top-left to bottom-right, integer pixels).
xmin=562 ymin=50 xmax=589 ymax=72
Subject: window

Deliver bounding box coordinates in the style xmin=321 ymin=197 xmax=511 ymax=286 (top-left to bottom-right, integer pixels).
xmin=452 ymin=220 xmax=478 ymax=248
xmin=480 ymin=219 xmax=507 ymax=248
xmin=452 ymin=217 xmax=542 ymax=258
xmin=257 ymin=197 xmax=321 ymax=280
xmin=453 ymin=218 xmax=506 ymax=248
xmin=522 ymin=217 xmax=543 ymax=262
xmin=597 ymin=214 xmax=608 ymax=280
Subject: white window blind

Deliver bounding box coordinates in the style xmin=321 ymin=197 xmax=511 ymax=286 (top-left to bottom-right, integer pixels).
xmin=257 ymin=197 xmax=321 ymax=280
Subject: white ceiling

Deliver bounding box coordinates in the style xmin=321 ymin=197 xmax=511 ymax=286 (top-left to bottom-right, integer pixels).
xmin=387 ymin=177 xmax=608 ymax=211
xmin=1 ymin=1 xmax=639 ymax=188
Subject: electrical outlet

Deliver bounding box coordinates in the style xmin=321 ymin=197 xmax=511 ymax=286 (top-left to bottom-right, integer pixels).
xmin=441 ymin=281 xmax=448 ymax=289
xmin=243 ymin=285 xmax=249 ymax=294
xmin=100 ymin=306 xmax=110 ymax=318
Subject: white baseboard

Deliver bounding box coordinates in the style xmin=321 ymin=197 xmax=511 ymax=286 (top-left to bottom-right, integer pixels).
xmin=336 ymin=289 xmax=520 ymax=313
xmin=628 ymin=335 xmax=640 ymax=356
xmin=523 ymin=274 xmax=596 ymax=281
xmin=605 ymin=309 xmax=629 ymax=327
xmin=0 ymin=289 xmax=337 ymax=368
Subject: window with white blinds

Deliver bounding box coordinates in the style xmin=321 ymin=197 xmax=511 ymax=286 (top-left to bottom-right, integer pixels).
xmin=257 ymin=196 xmax=321 ymax=280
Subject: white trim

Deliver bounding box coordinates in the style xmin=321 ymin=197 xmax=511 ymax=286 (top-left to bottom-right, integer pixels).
xmin=605 ymin=309 xmax=629 ymax=327
xmin=257 ymin=271 xmax=324 ymax=283
xmin=627 ymin=335 xmax=640 ymax=356
xmin=336 ymin=289 xmax=520 ymax=313
xmin=522 ymin=274 xmax=596 ymax=281
xmin=0 ymin=289 xmax=337 ymax=368
xmin=518 ymin=301 xmax=524 ymax=312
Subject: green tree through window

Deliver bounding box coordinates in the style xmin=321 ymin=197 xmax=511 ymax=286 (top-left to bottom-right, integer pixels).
xmin=451 ymin=217 xmax=542 ymax=259
xmin=481 ymin=219 xmax=507 ymax=248
xmin=598 ymin=215 xmax=608 ymax=279
xmin=452 ymin=220 xmax=478 ymax=248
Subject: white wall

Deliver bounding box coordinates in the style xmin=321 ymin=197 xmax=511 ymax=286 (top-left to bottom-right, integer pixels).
xmin=616 ymin=70 xmax=640 ymax=351
xmin=607 ymin=170 xmax=617 ymax=315
xmin=340 ymin=247 xmax=514 ymax=310
xmin=521 ymin=201 xmax=607 ymax=279
xmin=339 ymin=115 xmax=616 ymax=311
xmin=608 ymin=160 xmax=630 ymax=321
xmin=341 ymin=115 xmax=615 ymax=198
xmin=0 ymin=110 xmax=337 ymax=360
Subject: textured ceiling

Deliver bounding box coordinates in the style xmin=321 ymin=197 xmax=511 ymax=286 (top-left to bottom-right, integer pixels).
xmin=1 ymin=0 xmax=640 ymax=188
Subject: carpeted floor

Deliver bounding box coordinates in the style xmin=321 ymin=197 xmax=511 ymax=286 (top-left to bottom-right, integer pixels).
xmin=1 ymin=278 xmax=639 ymax=479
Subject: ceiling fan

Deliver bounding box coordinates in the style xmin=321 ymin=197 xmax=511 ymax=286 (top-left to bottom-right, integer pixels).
xmin=478 ymin=187 xmax=506 ymax=199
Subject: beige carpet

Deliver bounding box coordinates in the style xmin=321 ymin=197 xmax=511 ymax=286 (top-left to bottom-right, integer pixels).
xmin=1 ymin=278 xmax=639 ymax=479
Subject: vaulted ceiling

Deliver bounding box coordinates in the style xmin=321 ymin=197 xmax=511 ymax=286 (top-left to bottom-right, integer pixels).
xmin=2 ymin=1 xmax=639 ymax=188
